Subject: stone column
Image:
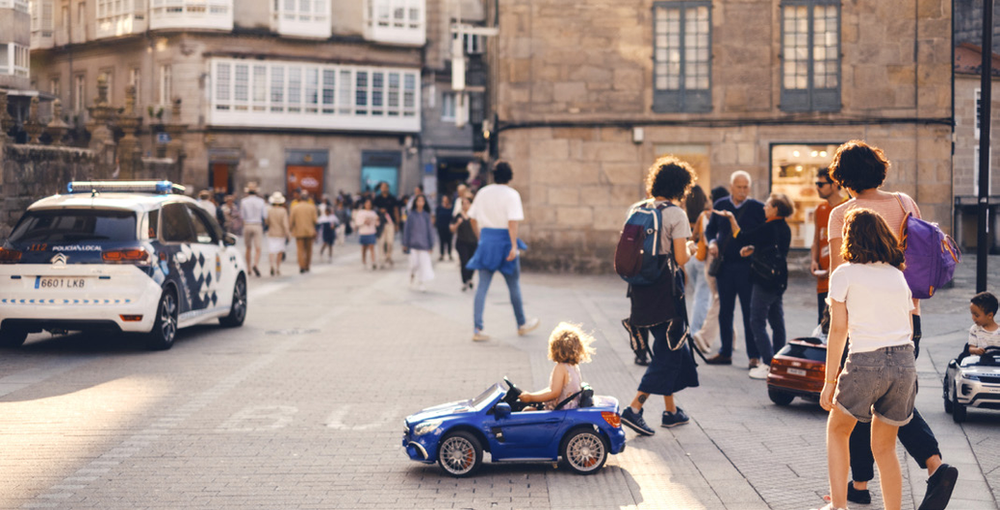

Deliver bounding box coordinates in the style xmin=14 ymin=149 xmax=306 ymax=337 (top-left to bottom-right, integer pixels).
xmin=23 ymin=97 xmax=44 ymax=145
xmin=86 ymin=75 xmax=114 ymax=151
xmin=116 ymin=85 xmax=142 ymax=179
xmin=0 ymin=91 xmax=14 ymax=142
xmin=45 ymin=99 xmax=70 ymax=146
xmin=164 ymin=98 xmax=187 ymax=162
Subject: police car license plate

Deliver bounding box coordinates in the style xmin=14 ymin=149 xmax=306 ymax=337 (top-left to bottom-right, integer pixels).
xmin=786 ymin=368 xmax=807 ymax=377
xmin=36 ymin=276 xmax=87 ymax=289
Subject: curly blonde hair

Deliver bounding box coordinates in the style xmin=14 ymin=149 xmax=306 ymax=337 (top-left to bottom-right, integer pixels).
xmin=548 ymin=322 xmax=596 ymax=365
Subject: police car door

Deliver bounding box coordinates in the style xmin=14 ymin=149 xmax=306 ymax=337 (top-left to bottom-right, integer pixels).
xmin=183 ymin=204 xmax=227 ymax=316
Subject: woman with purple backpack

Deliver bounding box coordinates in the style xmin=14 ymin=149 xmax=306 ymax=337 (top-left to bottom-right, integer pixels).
xmin=820 ymin=140 xmax=956 ymax=510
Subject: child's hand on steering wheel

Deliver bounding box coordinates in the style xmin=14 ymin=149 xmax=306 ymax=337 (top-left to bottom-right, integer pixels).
xmin=518 ymin=393 xmax=533 ymax=403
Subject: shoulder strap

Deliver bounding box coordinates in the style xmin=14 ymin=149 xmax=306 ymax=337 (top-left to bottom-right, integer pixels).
xmin=893 ymin=193 xmax=912 ymax=243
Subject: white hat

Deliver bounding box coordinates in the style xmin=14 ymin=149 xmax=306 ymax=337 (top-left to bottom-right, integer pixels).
xmin=268 ymin=192 xmax=286 ymax=205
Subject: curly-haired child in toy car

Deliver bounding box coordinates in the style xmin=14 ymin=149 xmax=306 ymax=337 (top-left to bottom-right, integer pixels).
xmin=519 ymin=322 xmax=595 ymax=411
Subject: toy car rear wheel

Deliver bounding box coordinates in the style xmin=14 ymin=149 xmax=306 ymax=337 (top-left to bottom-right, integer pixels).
xmin=768 ymin=387 xmax=795 ymax=406
xmin=146 ymin=289 xmax=178 ymax=351
xmin=437 ymin=431 xmax=482 ymax=477
xmin=561 ymin=428 xmax=608 ymax=475
xmin=219 ymin=275 xmax=247 ymax=327
xmin=943 ymin=383 xmax=953 ymax=414
xmin=0 ymin=327 xmax=28 ymax=348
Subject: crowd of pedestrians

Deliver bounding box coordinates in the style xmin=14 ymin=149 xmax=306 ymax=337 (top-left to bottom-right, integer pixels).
xmin=203 ymin=141 xmax=964 ymax=509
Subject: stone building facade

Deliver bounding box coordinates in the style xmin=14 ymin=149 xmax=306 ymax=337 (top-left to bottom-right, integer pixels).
xmin=490 ymin=0 xmax=954 ymax=272
xmin=27 ymin=0 xmax=485 ymax=201
xmin=952 ymin=43 xmax=1000 ymax=252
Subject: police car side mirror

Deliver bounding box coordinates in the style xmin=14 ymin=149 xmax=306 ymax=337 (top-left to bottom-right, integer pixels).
xmin=223 ymin=233 xmax=238 ymax=247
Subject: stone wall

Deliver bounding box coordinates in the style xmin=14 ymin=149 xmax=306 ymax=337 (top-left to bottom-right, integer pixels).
xmin=0 ymin=140 xmax=103 ymax=240
xmin=493 ymin=0 xmax=954 ymax=272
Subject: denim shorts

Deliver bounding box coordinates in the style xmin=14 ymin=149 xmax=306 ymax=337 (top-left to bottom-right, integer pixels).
xmin=834 ymin=344 xmax=917 ymax=426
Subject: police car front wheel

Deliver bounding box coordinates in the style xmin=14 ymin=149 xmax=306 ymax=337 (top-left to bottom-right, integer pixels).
xmin=146 ymin=289 xmax=179 ymax=351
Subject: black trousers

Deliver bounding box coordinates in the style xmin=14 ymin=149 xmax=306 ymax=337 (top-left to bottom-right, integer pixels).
xmin=849 ymin=315 xmax=939 ymax=481
xmin=437 ymin=226 xmax=453 ymax=257
xmin=455 ymin=242 xmax=476 ymax=284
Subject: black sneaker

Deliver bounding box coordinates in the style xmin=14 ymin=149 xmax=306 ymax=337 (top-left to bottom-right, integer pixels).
xmin=621 ymin=407 xmax=655 ymax=436
xmin=847 ymin=481 xmax=872 ymax=505
xmin=634 ymin=354 xmax=650 ymax=366
xmin=919 ymin=464 xmax=958 ymax=510
xmin=661 ymin=407 xmax=690 ymax=428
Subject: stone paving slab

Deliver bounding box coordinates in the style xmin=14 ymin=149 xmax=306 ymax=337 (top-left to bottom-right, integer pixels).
xmin=1 ymin=243 xmax=998 ymax=509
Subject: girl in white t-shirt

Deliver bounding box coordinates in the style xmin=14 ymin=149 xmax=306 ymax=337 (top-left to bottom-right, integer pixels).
xmin=819 ymin=208 xmax=916 ymax=510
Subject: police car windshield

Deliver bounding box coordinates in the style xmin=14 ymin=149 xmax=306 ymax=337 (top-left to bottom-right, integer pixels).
xmin=9 ymin=209 xmax=137 ymax=244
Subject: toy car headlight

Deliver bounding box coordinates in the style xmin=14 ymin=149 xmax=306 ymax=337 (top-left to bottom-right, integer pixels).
xmin=963 ymin=373 xmax=980 ymax=381
xmin=414 ymin=420 xmax=443 ymax=436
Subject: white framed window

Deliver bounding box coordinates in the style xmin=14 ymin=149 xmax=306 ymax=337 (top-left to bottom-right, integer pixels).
xmin=74 ymin=73 xmax=86 ymax=113
xmin=10 ymin=44 xmax=30 ymax=78
xmin=0 ymin=0 xmax=30 ymax=13
xmin=440 ymin=92 xmax=455 ymax=121
xmin=159 ymin=64 xmax=172 ymax=105
xmin=100 ymin=69 xmax=113 ymax=103
xmin=77 ymin=1 xmax=85 ymax=26
xmin=452 ymin=32 xmax=483 ymax=55
xmin=150 ymin=0 xmax=232 ymax=31
xmin=31 ymin=0 xmax=55 ymax=46
xmin=96 ymin=0 xmax=140 ymax=38
xmin=130 ymin=67 xmax=141 ymax=105
xmin=210 ymin=58 xmax=420 ymax=132
xmin=365 ymin=0 xmax=424 ymax=46
xmin=271 ymin=0 xmax=329 ymax=38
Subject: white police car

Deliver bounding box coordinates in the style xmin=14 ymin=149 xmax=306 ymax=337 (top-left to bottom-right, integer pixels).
xmin=0 ymin=181 xmax=248 ymax=350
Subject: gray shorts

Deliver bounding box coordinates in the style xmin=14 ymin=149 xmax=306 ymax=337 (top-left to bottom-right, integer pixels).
xmin=834 ymin=344 xmax=916 ymax=427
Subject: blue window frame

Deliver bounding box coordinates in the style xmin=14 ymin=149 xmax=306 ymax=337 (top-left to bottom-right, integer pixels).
xmin=652 ymin=1 xmax=712 ymax=113
xmin=780 ymin=0 xmax=841 ymax=112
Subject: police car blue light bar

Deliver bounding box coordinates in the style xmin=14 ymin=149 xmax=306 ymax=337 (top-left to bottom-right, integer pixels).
xmin=66 ymin=180 xmax=186 ymax=195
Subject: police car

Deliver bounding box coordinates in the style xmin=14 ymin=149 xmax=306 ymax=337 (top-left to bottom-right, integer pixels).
xmin=0 ymin=181 xmax=248 ymax=350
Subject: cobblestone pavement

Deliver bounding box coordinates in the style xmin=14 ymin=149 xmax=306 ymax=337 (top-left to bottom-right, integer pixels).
xmin=1 ymin=244 xmax=998 ymax=509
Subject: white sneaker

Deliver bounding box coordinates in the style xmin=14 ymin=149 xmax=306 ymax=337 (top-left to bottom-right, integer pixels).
xmin=748 ymin=364 xmax=770 ymax=380
xmin=518 ymin=318 xmax=540 ymax=336
xmin=472 ymin=330 xmax=490 ymax=342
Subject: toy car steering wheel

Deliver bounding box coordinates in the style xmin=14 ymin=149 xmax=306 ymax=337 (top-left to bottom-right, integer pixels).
xmin=502 ymin=377 xmax=540 ymax=412
xmin=981 ymin=346 xmax=1000 ymax=365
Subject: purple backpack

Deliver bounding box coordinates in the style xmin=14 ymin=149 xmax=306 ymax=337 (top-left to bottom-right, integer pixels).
xmin=894 ymin=194 xmax=961 ymax=299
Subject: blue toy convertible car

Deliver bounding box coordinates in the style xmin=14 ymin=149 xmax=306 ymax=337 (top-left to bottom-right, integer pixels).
xmin=402 ymin=377 xmax=626 ymax=476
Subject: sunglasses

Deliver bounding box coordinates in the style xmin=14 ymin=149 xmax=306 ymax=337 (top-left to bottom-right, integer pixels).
xmin=815 ymin=181 xmax=832 ymax=187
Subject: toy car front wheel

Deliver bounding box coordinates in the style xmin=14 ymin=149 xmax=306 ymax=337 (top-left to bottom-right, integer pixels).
xmin=768 ymin=388 xmax=795 ymax=406
xmin=943 ymin=383 xmax=953 ymax=414
xmin=437 ymin=431 xmax=482 ymax=477
xmin=561 ymin=428 xmax=608 ymax=475
xmin=952 ymin=384 xmax=968 ymax=423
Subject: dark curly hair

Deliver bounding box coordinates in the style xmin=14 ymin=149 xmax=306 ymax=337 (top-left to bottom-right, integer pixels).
xmin=493 ymin=161 xmax=513 ymax=184
xmin=829 ymin=140 xmax=889 ymax=193
xmin=841 ymin=208 xmax=905 ymax=270
xmin=767 ymin=193 xmax=795 ymax=218
xmin=972 ymin=292 xmax=999 ymax=316
xmin=645 ymin=156 xmax=697 ymax=201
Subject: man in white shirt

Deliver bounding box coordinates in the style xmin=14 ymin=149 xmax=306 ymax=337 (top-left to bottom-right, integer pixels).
xmin=465 ymin=161 xmax=539 ymax=341
xmin=239 ymin=182 xmax=266 ymax=277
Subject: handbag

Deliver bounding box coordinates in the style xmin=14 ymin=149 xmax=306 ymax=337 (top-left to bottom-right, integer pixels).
xmin=707 ymin=254 xmax=723 ymax=277
xmin=693 ymin=213 xmax=708 ymax=262
xmin=750 ymin=244 xmax=787 ymax=292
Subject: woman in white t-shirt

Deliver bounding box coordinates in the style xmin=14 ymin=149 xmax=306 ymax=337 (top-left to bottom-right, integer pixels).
xmin=820 ymin=208 xmax=916 ymax=510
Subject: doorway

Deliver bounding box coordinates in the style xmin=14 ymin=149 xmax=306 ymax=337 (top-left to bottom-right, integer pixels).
xmin=285 ymin=149 xmax=329 ymax=199
xmin=361 ymin=151 xmax=402 ymax=195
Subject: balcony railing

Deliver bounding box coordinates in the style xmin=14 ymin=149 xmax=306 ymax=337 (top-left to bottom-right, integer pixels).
xmin=150 ymin=0 xmax=232 ymax=31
